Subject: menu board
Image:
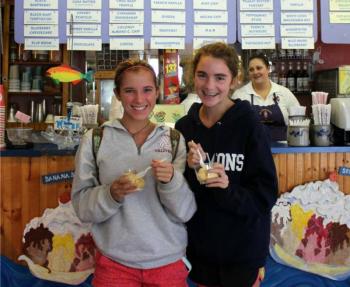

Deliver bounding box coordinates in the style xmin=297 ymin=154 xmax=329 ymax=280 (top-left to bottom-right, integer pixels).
xmin=321 ymin=0 xmax=350 ymax=44
xmin=237 ymin=0 xmax=318 ymax=49
xmin=15 ymin=0 xmax=236 ymax=50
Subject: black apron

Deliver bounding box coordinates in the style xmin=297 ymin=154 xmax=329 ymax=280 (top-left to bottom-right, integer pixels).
xmin=250 ymin=93 xmax=287 ymax=141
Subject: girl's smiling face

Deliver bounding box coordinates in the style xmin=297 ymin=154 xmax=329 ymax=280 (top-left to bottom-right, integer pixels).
xmin=194 ymin=55 xmax=236 ymax=108
xmin=248 ymin=58 xmax=270 ymax=86
xmin=116 ymin=69 xmax=158 ymax=122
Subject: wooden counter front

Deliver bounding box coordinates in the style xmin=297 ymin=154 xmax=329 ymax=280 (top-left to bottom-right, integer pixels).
xmin=0 ymin=155 xmax=75 ymax=262
xmin=1 ymin=148 xmax=350 ymax=262
xmin=273 ymin=152 xmax=350 ymax=195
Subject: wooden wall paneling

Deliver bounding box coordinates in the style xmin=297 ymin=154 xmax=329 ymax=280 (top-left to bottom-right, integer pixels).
xmin=286 ymin=154 xmax=296 ymax=192
xmin=272 ymin=155 xmax=279 ymax=175
xmin=336 ymin=153 xmax=345 ymax=193
xmin=319 ymin=153 xmax=328 ymax=180
xmin=303 ymin=153 xmax=312 ymax=183
xmin=0 ymin=158 xmax=11 ymax=257
xmin=311 ymin=153 xmax=320 ymax=182
xmin=39 ymin=156 xmax=75 ymax=213
xmin=20 ymin=157 xmax=41 ymax=258
xmin=277 ymin=154 xmax=287 ymax=194
xmin=295 ymin=153 xmax=304 ymax=186
xmin=9 ymin=157 xmax=24 ymax=260
xmin=40 ymin=156 xmax=60 ymax=212
xmin=327 ymin=152 xmax=336 ymax=174
xmin=343 ymin=153 xmax=350 ymax=195
xmin=272 ymin=155 xmax=279 ymax=192
xmin=45 ymin=156 xmax=61 ymax=209
xmin=2 ymin=157 xmax=24 ymax=259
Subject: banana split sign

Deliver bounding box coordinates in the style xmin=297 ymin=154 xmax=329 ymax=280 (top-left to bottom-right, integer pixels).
xmin=42 ymin=170 xmax=75 ymax=184
xmin=338 ymin=166 xmax=350 ymax=176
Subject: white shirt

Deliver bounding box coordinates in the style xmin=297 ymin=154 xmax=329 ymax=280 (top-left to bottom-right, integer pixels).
xmin=232 ymin=81 xmax=300 ymax=125
xmin=181 ymin=93 xmax=201 ymax=114
xmin=109 ymin=96 xmax=124 ymax=121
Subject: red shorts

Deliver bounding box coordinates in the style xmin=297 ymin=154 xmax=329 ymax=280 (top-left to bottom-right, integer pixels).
xmin=92 ymin=252 xmax=188 ymax=287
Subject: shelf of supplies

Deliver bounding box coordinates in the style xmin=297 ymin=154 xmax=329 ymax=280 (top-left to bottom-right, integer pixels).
xmin=8 ymin=91 xmax=61 ymax=96
xmin=272 ymin=57 xmax=312 ymax=63
xmin=6 ymin=122 xmax=51 ymax=131
xmin=9 ymin=61 xmax=61 ymax=66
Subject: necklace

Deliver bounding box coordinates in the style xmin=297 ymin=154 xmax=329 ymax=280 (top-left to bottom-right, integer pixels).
xmin=121 ymin=120 xmax=151 ymax=137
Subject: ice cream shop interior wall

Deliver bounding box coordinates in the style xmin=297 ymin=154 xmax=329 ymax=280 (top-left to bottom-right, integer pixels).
xmin=2 ymin=0 xmax=350 ymax=130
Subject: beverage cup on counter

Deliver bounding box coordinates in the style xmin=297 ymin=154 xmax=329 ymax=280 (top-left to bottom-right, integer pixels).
xmin=311 ymin=124 xmax=331 ymax=146
xmin=287 ymin=126 xmax=310 ymax=146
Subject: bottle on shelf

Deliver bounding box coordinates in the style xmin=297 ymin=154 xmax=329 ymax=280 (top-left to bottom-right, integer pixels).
xmin=278 ymin=44 xmax=286 ymax=60
xmin=302 ymin=49 xmax=309 ymax=59
xmin=271 ymin=48 xmax=278 ymax=61
xmin=286 ymin=62 xmax=295 ymax=92
xmin=278 ymin=63 xmax=287 ymax=87
xmin=286 ymin=49 xmax=294 ymax=59
xmin=301 ymin=62 xmax=310 ymax=92
xmin=295 ymin=62 xmax=303 ymax=92
xmin=270 ymin=63 xmax=279 ymax=83
xmin=294 ymin=49 xmax=303 ymax=59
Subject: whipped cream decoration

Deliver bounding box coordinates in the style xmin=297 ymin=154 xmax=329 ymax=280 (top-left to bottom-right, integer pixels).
xmin=23 ymin=201 xmax=92 ymax=242
xmin=272 ymin=179 xmax=350 ymax=228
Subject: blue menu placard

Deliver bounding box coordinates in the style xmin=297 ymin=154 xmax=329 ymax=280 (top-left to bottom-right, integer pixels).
xmin=14 ymin=0 xmax=236 ymax=47
xmin=237 ymin=0 xmax=318 ymax=44
xmin=320 ymin=0 xmax=350 ymax=44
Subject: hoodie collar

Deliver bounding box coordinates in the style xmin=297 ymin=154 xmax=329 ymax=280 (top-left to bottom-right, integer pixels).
xmin=187 ymin=99 xmax=249 ymax=128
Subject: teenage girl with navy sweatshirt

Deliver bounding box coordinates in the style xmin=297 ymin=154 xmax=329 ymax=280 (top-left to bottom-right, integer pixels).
xmin=175 ymin=42 xmax=278 ymax=287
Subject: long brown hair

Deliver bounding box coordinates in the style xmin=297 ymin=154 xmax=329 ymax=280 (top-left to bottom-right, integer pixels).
xmin=192 ymin=42 xmax=239 ymax=79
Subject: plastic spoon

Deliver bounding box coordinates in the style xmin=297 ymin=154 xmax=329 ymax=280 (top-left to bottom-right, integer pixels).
xmin=136 ymin=158 xmax=166 ymax=177
xmin=190 ymin=140 xmax=206 ymax=168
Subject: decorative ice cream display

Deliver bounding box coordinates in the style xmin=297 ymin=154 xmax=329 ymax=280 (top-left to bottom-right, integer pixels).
xmin=18 ymin=192 xmax=96 ymax=285
xmin=270 ymin=179 xmax=350 ymax=280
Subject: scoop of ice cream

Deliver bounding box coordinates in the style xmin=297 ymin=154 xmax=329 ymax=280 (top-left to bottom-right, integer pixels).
xmin=21 ymin=194 xmax=96 ymax=277
xmin=23 ymin=201 xmax=92 ymax=242
xmin=270 ymin=179 xmax=350 ymax=280
xmin=197 ymin=167 xmax=219 ymax=182
xmin=125 ymin=171 xmax=145 ymax=189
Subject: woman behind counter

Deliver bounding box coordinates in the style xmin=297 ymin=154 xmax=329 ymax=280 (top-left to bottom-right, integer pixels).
xmin=232 ymin=54 xmax=300 ymax=141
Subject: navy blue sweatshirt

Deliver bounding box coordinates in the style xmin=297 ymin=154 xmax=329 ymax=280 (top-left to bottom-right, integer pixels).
xmin=175 ymin=99 xmax=278 ymax=268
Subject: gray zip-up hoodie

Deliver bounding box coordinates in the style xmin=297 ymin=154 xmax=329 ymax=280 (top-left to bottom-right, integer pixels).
xmin=72 ymin=120 xmax=196 ymax=269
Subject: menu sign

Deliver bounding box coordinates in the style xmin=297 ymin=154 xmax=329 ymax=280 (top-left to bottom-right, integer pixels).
xmin=23 ymin=0 xmax=59 ymax=50
xmin=14 ymin=0 xmax=234 ymax=48
xmin=238 ymin=0 xmax=317 ymax=46
xmin=239 ymin=0 xmax=275 ymax=49
xmin=280 ymin=0 xmax=315 ymax=50
xmin=321 ymin=0 xmax=350 ymax=43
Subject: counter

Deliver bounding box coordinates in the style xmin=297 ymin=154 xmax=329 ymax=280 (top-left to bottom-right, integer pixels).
xmin=1 ymin=142 xmax=350 ymax=262
xmin=1 ymin=143 xmax=76 ymax=262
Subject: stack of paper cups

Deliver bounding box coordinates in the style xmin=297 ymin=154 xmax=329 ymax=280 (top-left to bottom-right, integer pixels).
xmin=0 ymin=84 xmax=6 ymax=148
